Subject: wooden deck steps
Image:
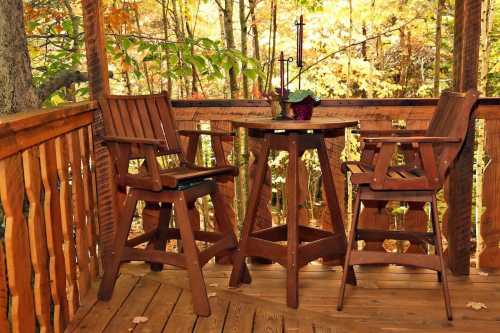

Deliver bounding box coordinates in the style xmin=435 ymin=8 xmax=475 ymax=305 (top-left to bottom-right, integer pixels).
xmin=66 ymin=263 xmax=500 ymax=332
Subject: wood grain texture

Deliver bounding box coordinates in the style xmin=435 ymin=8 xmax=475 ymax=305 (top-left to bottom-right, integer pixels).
xmin=68 ymin=131 xmax=92 ymax=296
xmin=55 ymin=136 xmax=80 ymax=318
xmin=79 ymin=127 xmax=99 ymax=279
xmin=0 ymin=242 xmax=10 ymax=333
xmin=447 ymin=0 xmax=482 ymax=275
xmin=233 ymin=117 xmax=358 ymax=130
xmin=0 ymin=155 xmax=36 ymax=333
xmin=22 ymin=148 xmax=53 ymax=333
xmin=478 ymin=119 xmax=500 ymax=268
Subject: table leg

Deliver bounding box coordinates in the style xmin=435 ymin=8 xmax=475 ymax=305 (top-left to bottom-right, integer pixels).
xmin=317 ymin=137 xmax=356 ymax=285
xmin=287 ymin=133 xmax=300 ymax=308
xmin=229 ymin=133 xmax=271 ymax=287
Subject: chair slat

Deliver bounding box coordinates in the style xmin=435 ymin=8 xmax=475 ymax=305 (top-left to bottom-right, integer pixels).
xmin=109 ymin=99 xmax=126 ymax=137
xmin=134 ymin=98 xmax=155 ymax=139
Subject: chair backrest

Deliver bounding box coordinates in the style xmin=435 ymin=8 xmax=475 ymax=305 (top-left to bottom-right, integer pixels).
xmin=426 ymin=89 xmax=479 ymax=180
xmin=99 ymin=92 xmax=183 ymax=157
xmin=99 ymin=93 xmax=183 ymax=190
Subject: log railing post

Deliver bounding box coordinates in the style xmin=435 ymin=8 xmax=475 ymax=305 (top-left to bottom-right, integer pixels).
xmin=446 ymin=0 xmax=481 ymax=275
xmin=81 ymin=0 xmax=115 ymax=274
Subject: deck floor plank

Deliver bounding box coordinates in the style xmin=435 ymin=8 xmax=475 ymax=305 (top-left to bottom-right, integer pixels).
xmin=162 ymin=290 xmax=198 ymax=333
xmin=222 ymin=300 xmax=255 ymax=333
xmin=71 ymin=274 xmax=139 ymax=333
xmin=193 ymin=296 xmax=230 ymax=333
xmin=134 ymin=283 xmax=182 ymax=333
xmin=69 ymin=263 xmax=500 ymax=333
xmin=104 ymin=278 xmax=160 ymax=332
xmin=253 ymin=307 xmax=283 ymax=333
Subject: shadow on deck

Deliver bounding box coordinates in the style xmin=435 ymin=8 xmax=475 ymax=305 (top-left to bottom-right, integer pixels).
xmin=66 ymin=263 xmax=500 ymax=332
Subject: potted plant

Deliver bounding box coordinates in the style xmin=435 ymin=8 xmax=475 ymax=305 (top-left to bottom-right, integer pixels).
xmin=287 ymin=89 xmax=321 ymax=120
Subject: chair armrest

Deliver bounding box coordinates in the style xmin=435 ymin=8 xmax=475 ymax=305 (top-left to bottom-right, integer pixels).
xmin=177 ymin=130 xmax=235 ymax=138
xmin=103 ymin=135 xmax=168 ymax=146
xmin=354 ymin=129 xmax=426 ymax=136
xmin=362 ymin=136 xmax=461 ymax=144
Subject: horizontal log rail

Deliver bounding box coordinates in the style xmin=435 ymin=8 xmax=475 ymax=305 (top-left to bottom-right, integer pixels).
xmin=0 ymin=97 xmax=499 ymax=332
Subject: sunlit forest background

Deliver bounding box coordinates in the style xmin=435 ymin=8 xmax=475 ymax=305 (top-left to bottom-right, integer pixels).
xmin=16 ymin=0 xmax=498 ymax=255
xmin=25 ymin=0 xmax=499 ymax=106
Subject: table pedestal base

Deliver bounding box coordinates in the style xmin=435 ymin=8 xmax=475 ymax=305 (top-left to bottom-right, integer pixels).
xmin=229 ymin=131 xmax=356 ymax=308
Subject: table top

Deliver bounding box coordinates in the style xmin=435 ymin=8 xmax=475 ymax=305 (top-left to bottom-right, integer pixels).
xmin=232 ymin=117 xmax=359 ymax=130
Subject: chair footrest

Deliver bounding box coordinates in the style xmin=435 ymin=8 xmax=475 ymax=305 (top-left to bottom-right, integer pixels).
xmin=199 ymin=236 xmax=237 ymax=266
xmin=356 ymin=229 xmax=435 ymax=245
xmin=350 ymin=251 xmax=441 ymax=271
xmin=122 ymin=247 xmax=186 ymax=268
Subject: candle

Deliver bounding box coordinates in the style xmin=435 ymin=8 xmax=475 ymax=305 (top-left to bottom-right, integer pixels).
xmin=279 ymin=51 xmax=285 ymax=96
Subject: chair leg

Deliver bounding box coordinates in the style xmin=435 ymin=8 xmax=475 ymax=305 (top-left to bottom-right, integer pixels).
xmin=337 ymin=192 xmax=361 ymax=311
xmin=211 ymin=186 xmax=251 ymax=284
xmin=175 ymin=194 xmax=211 ymax=317
xmin=229 ymin=134 xmax=271 ymax=287
xmin=98 ymin=191 xmax=137 ymax=300
xmin=150 ymin=203 xmax=172 ymax=272
xmin=431 ymin=195 xmax=453 ymax=321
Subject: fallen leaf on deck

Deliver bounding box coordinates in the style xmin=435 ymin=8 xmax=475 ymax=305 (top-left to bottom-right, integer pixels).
xmin=132 ymin=316 xmax=149 ymax=324
xmin=466 ymin=302 xmax=487 ymax=311
xmin=208 ymin=292 xmax=217 ymax=298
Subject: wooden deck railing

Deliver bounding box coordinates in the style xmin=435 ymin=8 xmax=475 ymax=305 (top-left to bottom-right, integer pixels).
xmin=0 ymin=102 xmax=100 ymax=333
xmin=0 ymin=98 xmax=499 ymax=332
xmin=170 ymin=98 xmax=500 ymax=270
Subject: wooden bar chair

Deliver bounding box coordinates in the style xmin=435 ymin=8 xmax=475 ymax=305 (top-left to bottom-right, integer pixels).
xmin=97 ymin=93 xmax=249 ymax=316
xmin=337 ymin=90 xmax=479 ymax=321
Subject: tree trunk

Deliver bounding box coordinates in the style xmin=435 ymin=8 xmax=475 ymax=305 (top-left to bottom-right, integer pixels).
xmin=132 ymin=2 xmax=153 ymax=94
xmin=249 ymin=0 xmax=263 ymax=96
xmin=160 ymin=0 xmax=173 ymax=97
xmin=0 ymin=0 xmax=39 ymax=114
xmin=265 ymin=1 xmax=277 ymax=94
xmin=218 ymin=7 xmax=229 ymax=99
xmin=239 ymin=0 xmax=249 ymax=98
xmin=434 ymin=0 xmax=445 ymax=97
xmin=346 ymin=0 xmax=353 ymax=97
xmin=479 ymin=0 xmax=495 ymax=95
xmin=223 ymin=0 xmax=239 ymax=98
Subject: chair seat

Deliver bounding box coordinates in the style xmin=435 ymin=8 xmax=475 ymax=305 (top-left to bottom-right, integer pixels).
xmin=160 ymin=165 xmax=237 ymax=188
xmin=342 ymin=161 xmax=425 ymax=185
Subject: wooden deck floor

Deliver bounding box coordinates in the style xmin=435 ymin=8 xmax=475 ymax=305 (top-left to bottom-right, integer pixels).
xmin=67 ymin=262 xmax=500 ymax=332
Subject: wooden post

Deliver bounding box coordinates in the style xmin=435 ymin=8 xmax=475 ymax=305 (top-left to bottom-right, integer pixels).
xmin=81 ymin=1 xmax=115 ymax=274
xmin=447 ymin=0 xmax=481 ymax=275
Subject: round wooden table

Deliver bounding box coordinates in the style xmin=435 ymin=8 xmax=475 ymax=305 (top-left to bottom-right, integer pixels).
xmin=229 ymin=117 xmax=359 ymax=308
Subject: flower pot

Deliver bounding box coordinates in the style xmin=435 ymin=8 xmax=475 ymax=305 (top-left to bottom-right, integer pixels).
xmin=290 ymin=96 xmax=319 ymax=120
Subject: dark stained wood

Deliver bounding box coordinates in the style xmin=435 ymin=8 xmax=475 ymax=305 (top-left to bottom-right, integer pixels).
xmin=230 ymin=119 xmax=355 ymax=308
xmin=447 ymin=0 xmax=482 ymax=276
xmin=233 ymin=117 xmax=358 ymax=131
xmin=97 ymin=94 xmax=243 ymax=316
xmin=338 ymin=90 xmax=479 ymax=320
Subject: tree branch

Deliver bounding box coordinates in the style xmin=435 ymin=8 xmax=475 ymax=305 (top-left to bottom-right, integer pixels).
xmin=288 ymin=17 xmax=422 ymax=83
xmin=36 ymin=70 xmax=88 ymax=102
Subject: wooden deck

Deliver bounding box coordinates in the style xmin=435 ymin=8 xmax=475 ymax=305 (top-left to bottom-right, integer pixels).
xmin=66 ymin=263 xmax=500 ymax=333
